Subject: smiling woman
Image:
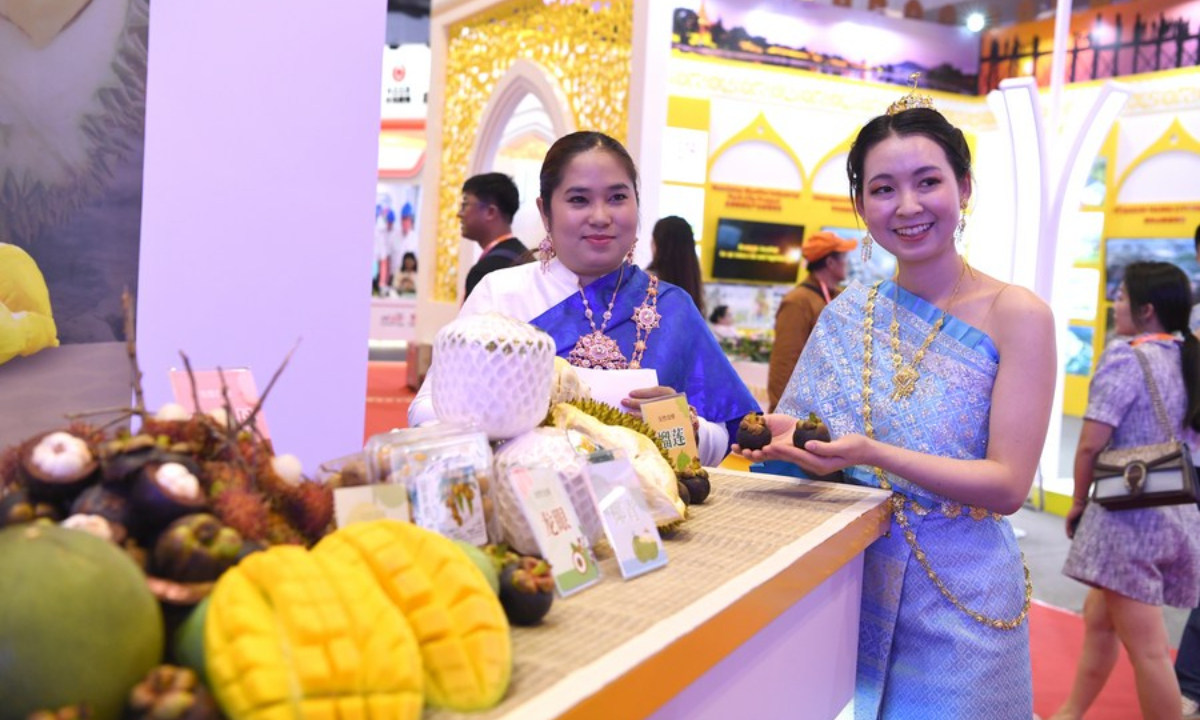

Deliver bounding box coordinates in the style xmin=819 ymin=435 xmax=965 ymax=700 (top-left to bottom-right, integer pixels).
xmin=410 ymin=132 xmax=759 ymax=466
xmin=739 ymin=87 xmax=1057 ymax=718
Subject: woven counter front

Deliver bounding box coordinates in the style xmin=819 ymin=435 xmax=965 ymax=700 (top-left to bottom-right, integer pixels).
xmin=428 ymin=469 xmax=890 ymax=720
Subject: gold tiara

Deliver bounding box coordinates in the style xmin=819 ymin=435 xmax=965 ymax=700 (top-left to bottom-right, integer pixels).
xmin=887 ymin=72 xmax=935 ymax=115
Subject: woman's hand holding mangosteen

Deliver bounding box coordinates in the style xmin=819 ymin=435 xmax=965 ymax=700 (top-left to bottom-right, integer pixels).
xmin=732 ymin=412 xmax=876 ymax=479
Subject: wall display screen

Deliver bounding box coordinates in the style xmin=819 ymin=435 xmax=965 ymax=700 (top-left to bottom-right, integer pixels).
xmin=1064 ymin=326 xmax=1094 ymax=377
xmin=1104 ymin=237 xmax=1200 ymax=300
xmin=711 ymin=218 xmax=804 ymax=284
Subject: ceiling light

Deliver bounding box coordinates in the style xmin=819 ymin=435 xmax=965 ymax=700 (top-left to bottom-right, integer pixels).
xmin=966 ymin=12 xmax=986 ymax=33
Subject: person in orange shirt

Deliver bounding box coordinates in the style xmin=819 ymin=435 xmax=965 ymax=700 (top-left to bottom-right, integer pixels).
xmin=766 ymin=231 xmax=855 ymax=411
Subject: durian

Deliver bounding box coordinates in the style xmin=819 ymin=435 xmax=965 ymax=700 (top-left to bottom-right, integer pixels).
xmin=547 ymin=403 xmax=685 ymax=526
xmin=548 ymin=397 xmax=672 ymax=462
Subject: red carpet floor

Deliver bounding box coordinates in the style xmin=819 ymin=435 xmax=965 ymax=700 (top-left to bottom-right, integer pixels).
xmin=1030 ymin=600 xmax=1144 ymax=719
xmin=364 ymin=361 xmax=413 ymax=443
xmin=362 ymin=363 xmax=1147 ymax=717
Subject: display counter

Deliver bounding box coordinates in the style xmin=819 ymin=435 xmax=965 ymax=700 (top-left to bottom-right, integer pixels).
xmin=429 ymin=468 xmax=890 ymax=720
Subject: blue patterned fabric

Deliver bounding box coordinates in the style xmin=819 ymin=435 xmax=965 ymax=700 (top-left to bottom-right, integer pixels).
xmin=775 ymin=280 xmax=1032 ymax=719
xmin=530 ymin=264 xmax=760 ymax=445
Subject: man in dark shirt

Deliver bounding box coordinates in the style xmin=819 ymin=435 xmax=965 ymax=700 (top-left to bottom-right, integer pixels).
xmin=460 ymin=173 xmax=527 ymax=299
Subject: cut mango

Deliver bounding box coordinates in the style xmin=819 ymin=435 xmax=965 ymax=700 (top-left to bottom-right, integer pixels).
xmin=315 ymin=520 xmax=512 ymax=711
xmin=205 ymin=545 xmax=423 ymax=720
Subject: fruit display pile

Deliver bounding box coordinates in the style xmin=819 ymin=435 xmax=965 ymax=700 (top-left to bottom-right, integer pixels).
xmin=0 ymin=319 xmax=723 ymax=719
xmin=0 ymin=408 xmax=548 ymax=720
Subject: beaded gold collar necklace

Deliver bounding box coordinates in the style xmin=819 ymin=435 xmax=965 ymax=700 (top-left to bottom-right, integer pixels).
xmin=567 ymin=267 xmax=661 ymax=370
xmin=862 ymin=269 xmax=1032 ymax=631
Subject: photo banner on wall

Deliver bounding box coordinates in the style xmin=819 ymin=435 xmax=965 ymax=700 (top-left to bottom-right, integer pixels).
xmin=0 ymin=0 xmax=150 ymax=446
xmin=670 ymin=0 xmax=981 ymax=94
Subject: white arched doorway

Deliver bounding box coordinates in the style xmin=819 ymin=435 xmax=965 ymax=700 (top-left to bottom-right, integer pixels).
xmin=457 ymin=60 xmax=575 ymax=297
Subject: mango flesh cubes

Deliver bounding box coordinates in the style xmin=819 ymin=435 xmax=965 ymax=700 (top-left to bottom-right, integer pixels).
xmin=205 ymin=545 xmax=424 ymax=720
xmin=316 ymin=520 xmax=512 ymax=711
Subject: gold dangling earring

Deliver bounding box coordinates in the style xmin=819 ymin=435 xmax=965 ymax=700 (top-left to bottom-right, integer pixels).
xmin=861 ymin=231 xmax=873 ymax=262
xmin=625 ymin=240 xmax=637 ymax=266
xmin=538 ymin=234 xmax=555 ymax=273
xmin=953 ymin=201 xmax=968 ymax=249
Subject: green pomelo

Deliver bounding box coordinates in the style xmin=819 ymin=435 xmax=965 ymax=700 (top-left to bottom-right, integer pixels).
xmin=0 ymin=523 xmax=164 ymax=720
xmin=453 ymin=539 xmax=501 ymax=595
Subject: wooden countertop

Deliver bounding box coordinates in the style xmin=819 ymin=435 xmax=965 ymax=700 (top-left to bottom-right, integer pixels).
xmin=427 ymin=468 xmax=891 ymax=720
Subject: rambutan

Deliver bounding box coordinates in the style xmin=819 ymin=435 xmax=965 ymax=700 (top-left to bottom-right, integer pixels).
xmin=280 ymin=481 xmax=334 ymax=543
xmin=211 ymin=488 xmax=270 ymax=543
xmin=264 ymin=510 xmax=305 ymax=546
xmin=202 ymin=461 xmax=252 ymax=497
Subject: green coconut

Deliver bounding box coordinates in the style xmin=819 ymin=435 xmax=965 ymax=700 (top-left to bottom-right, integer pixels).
xmin=0 ymin=523 xmax=164 ymax=720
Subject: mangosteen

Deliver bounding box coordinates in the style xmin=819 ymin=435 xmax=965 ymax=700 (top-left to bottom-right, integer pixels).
xmin=735 ymin=412 xmax=773 ymax=451
xmin=127 ymin=664 xmax=221 ymax=720
xmin=676 ymin=479 xmax=691 ymax=506
xmin=498 ymin=555 xmax=555 ymax=626
xmin=60 ymin=513 xmax=128 ymax=545
xmin=792 ymin=412 xmax=831 ymax=450
xmin=681 ymin=476 xmax=710 ymax=506
xmin=677 ymin=459 xmax=710 ymax=505
xmin=0 ymin=488 xmax=63 ymax=527
xmin=97 ymin=435 xmax=165 ymax=486
xmin=20 ymin=431 xmax=98 ymax=503
xmin=153 ymin=513 xmax=243 ymax=583
xmin=71 ymin=483 xmax=131 ymax=529
xmin=130 ymin=459 xmax=208 ymax=538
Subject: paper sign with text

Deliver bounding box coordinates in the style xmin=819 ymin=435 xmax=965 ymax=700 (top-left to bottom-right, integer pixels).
xmin=168 ymin=367 xmax=271 ymax=439
xmin=585 ymin=451 xmax=667 ymax=579
xmin=333 ymin=484 xmax=412 ymax=529
xmin=639 ymin=392 xmax=698 ymax=472
xmin=509 ymin=465 xmax=601 ymax=596
xmin=573 ymin=367 xmax=658 ymax=414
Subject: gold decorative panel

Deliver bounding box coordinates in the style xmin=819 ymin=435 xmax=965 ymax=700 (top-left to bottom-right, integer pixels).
xmin=435 ymin=0 xmax=633 ymax=302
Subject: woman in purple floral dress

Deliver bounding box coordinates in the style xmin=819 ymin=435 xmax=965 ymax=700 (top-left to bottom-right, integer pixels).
xmin=1052 ymin=262 xmax=1200 ymax=720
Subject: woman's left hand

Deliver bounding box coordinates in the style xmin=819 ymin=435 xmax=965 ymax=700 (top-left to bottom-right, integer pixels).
xmin=621 ymin=386 xmax=679 ymax=418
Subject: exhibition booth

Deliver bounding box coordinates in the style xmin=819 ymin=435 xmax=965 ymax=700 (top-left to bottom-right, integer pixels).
xmin=2 ymin=0 xmax=1199 ymax=717
xmin=415 ymin=0 xmax=1200 ymax=512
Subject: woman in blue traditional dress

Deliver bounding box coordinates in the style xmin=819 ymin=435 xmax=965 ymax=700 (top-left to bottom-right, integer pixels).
xmin=410 ymin=131 xmax=758 ymax=465
xmin=1050 ymin=262 xmax=1200 ymax=720
xmin=736 ymin=91 xmax=1056 ymax=717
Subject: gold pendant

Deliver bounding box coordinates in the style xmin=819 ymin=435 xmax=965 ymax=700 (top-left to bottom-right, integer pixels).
xmin=892 ymin=365 xmax=919 ymax=401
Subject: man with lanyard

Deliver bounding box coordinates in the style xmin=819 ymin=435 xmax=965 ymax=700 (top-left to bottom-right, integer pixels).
xmin=766 ymin=230 xmax=856 ymax=411
xmin=460 ymin=173 xmax=528 ymax=300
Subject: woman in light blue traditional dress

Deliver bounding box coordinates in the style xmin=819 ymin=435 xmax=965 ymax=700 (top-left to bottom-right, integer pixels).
xmin=736 ymin=93 xmax=1056 ymax=718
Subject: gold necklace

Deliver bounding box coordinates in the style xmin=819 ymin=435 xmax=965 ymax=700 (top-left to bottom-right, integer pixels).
xmin=629 ymin=275 xmax=660 ymax=369
xmin=863 ymin=278 xmax=1032 ymax=631
xmin=889 ymin=260 xmax=970 ymax=401
xmin=568 ymin=265 xmax=629 ymax=369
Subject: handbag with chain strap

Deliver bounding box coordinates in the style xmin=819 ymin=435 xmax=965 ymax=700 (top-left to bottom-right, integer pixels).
xmin=1091 ymin=345 xmax=1198 ymax=510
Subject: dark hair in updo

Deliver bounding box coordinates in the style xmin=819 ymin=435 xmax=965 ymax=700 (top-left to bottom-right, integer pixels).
xmin=846 ymin=108 xmax=972 ymax=212
xmin=539 ymin=131 xmax=640 ymax=221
